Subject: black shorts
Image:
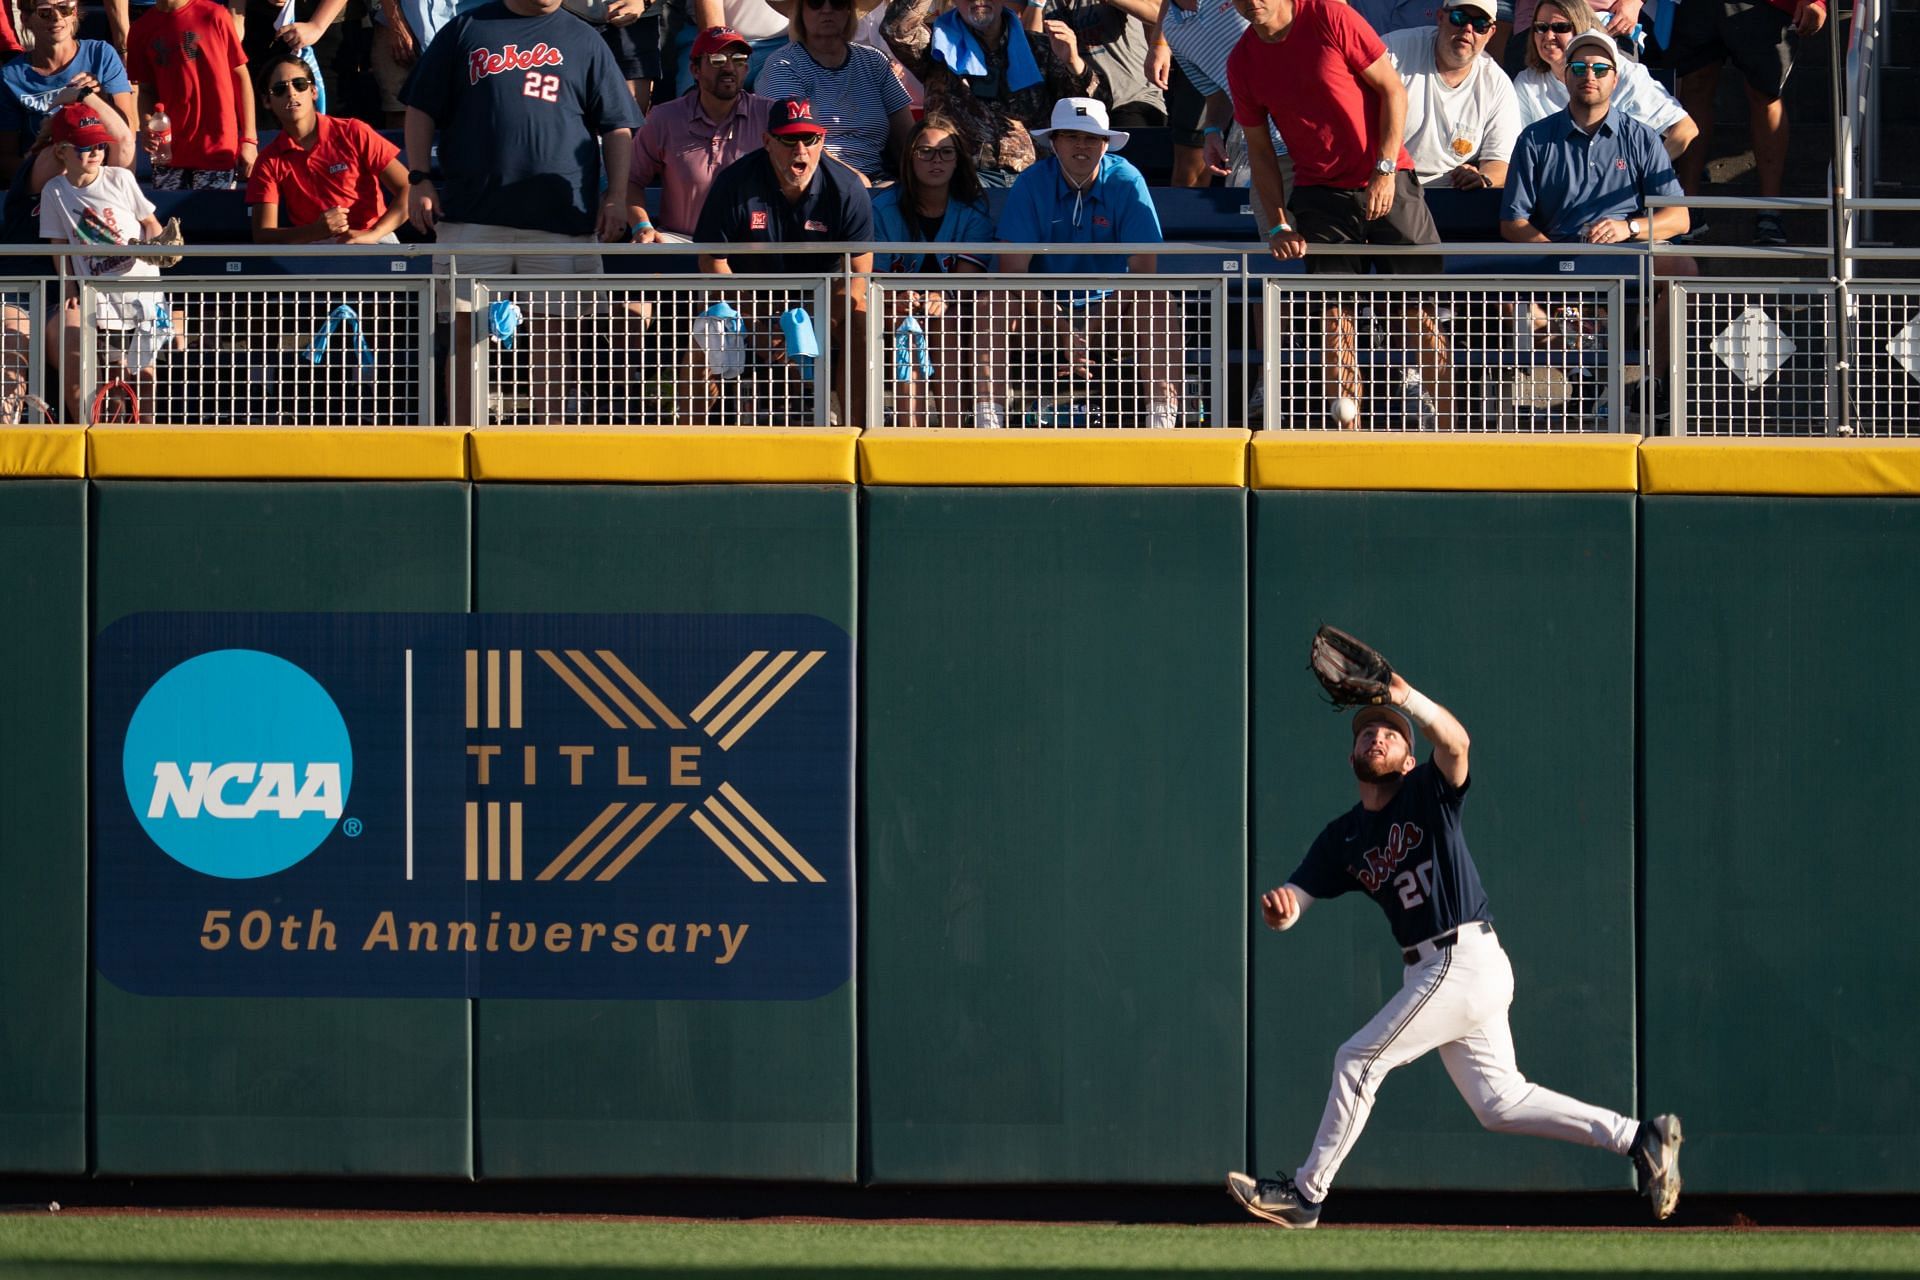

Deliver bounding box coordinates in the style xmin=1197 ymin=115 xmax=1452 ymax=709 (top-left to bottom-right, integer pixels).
xmin=1659 ymin=0 xmax=1798 ymax=100
xmin=601 ymin=18 xmax=662 ymax=81
xmin=1166 ymin=58 xmax=1207 ymax=149
xmin=1291 ymin=172 xmax=1442 ymax=275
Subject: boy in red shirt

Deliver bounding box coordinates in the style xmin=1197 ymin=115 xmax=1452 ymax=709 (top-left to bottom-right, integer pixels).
xmin=126 ymin=0 xmax=256 ymax=188
xmin=247 ymin=52 xmax=409 ymax=242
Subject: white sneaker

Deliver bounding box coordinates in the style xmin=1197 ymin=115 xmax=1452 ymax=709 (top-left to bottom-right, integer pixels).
xmin=974 ymin=401 xmax=1005 ymax=430
xmin=1146 ymin=399 xmax=1179 ymax=429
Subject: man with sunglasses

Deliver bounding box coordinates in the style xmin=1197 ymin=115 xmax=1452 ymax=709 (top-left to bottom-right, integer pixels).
xmin=248 ymin=53 xmax=409 ymax=243
xmin=693 ymin=97 xmax=873 ymax=420
xmin=1386 ymin=0 xmax=1521 ymax=189
xmin=1500 ymin=28 xmax=1686 ymax=246
xmin=629 ymin=26 xmax=774 ymax=241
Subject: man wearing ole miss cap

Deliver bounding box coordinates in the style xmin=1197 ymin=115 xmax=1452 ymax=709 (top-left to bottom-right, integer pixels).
xmin=1384 ymin=0 xmax=1523 ymax=189
xmin=694 ymin=98 xmax=874 ymax=420
xmin=628 ymin=27 xmax=774 ymax=242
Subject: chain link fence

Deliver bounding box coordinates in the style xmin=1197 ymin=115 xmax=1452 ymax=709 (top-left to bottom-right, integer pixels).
xmin=1668 ymin=282 xmax=1836 ymax=437
xmin=864 ymin=277 xmax=1225 ymax=429
xmin=468 ymin=277 xmax=832 ymax=427
xmin=77 ymin=277 xmax=432 ymax=426
xmin=1261 ymin=276 xmax=1632 ymax=432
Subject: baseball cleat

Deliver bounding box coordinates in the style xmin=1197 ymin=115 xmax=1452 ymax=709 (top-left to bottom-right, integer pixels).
xmin=1631 ymin=1114 xmax=1684 ymax=1221
xmin=1226 ymin=1170 xmax=1321 ymax=1229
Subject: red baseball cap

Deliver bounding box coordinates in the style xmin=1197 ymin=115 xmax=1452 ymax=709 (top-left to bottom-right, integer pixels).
xmin=690 ymin=25 xmax=751 ymax=59
xmin=767 ymin=98 xmax=827 ymax=137
xmin=51 ymin=103 xmax=112 ymax=148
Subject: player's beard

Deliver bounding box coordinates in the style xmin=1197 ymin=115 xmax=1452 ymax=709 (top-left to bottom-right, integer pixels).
xmin=1350 ymin=752 xmax=1404 ymax=784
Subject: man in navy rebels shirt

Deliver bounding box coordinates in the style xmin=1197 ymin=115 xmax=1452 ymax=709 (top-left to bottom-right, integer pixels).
xmin=402 ymin=0 xmax=642 ymax=421
xmin=1228 ymin=654 xmax=1684 ymax=1229
xmin=695 ymin=98 xmax=873 ymax=422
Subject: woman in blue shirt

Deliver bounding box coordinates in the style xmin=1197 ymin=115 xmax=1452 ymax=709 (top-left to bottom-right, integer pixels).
xmin=871 ymin=114 xmax=992 ymax=425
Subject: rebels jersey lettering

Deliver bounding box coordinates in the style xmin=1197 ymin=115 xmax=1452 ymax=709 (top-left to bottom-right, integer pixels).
xmin=1287 ymin=761 xmax=1493 ymax=950
xmin=403 ymin=2 xmax=640 ymax=234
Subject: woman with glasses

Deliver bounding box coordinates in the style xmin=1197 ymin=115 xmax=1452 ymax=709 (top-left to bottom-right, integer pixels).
xmin=247 ymin=52 xmax=410 ymax=243
xmin=1514 ymin=0 xmax=1696 ymax=159
xmin=756 ymin=0 xmax=914 ymax=183
xmin=870 ymin=114 xmax=990 ymax=424
xmin=0 ymin=0 xmax=137 ymax=182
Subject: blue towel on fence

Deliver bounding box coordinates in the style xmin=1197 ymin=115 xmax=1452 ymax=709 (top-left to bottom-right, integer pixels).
xmin=894 ymin=316 xmax=933 ymax=382
xmin=931 ymin=9 xmax=1043 ymax=93
xmin=307 ymin=303 xmax=373 ymax=374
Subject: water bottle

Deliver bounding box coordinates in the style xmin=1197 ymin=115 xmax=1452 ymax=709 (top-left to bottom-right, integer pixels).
xmin=145 ymin=103 xmax=172 ymax=165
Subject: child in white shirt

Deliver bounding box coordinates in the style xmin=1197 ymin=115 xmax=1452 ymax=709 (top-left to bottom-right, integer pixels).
xmin=40 ymin=102 xmax=168 ymax=420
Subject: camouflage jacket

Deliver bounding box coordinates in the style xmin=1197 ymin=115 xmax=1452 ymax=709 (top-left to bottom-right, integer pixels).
xmin=880 ymin=0 xmax=1103 ymax=175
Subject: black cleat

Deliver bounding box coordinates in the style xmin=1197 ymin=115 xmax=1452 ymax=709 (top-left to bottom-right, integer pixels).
xmin=1226 ymin=1170 xmax=1322 ymax=1229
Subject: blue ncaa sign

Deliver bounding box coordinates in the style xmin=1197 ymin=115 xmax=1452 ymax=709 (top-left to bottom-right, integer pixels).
xmin=123 ymin=649 xmax=354 ymax=879
xmin=93 ymin=613 xmax=853 ymax=1002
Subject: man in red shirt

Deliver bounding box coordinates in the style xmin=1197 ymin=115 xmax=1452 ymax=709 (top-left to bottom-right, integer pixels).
xmin=247 ymin=52 xmax=410 ymax=243
xmin=1227 ymin=0 xmax=1450 ymax=427
xmin=127 ymin=0 xmax=257 ymax=188
xmin=1227 ymin=0 xmax=1439 ymax=272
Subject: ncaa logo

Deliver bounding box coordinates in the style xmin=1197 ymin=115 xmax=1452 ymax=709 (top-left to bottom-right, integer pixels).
xmin=121 ymin=649 xmax=354 ymax=879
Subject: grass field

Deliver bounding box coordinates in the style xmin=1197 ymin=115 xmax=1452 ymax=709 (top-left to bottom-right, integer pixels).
xmin=0 ymin=1215 xmax=1917 ymax=1279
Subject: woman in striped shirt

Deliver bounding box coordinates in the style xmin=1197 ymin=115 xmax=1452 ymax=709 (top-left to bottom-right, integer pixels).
xmin=758 ymin=0 xmax=915 ymax=182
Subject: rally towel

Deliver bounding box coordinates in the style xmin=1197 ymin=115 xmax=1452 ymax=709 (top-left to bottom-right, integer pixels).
xmin=930 ymin=8 xmax=1042 ymax=93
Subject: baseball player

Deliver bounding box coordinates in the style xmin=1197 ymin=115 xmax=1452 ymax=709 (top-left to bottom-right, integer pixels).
xmin=1227 ymin=627 xmax=1683 ymax=1228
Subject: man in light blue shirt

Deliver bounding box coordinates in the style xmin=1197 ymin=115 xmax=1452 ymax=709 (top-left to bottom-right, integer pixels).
xmin=983 ymin=96 xmax=1182 ymax=428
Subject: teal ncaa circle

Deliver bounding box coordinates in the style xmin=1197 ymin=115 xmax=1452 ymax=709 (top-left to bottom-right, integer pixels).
xmin=122 ymin=649 xmax=354 ymax=878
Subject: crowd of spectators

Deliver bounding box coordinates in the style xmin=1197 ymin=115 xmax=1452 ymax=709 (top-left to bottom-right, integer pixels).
xmin=0 ymin=0 xmax=1832 ymax=420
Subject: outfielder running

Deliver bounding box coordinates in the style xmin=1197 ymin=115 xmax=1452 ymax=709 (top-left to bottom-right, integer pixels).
xmin=1227 ymin=626 xmax=1682 ymax=1228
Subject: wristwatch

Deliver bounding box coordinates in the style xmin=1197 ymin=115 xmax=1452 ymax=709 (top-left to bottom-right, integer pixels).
xmin=1628 ymin=217 xmax=1643 ymax=237
xmin=407 ymin=169 xmax=432 ymax=186
xmin=1373 ymin=158 xmax=1396 ymax=177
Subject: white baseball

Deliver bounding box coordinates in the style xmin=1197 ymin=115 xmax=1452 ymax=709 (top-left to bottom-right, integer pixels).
xmin=1333 ymin=396 xmax=1359 ymax=424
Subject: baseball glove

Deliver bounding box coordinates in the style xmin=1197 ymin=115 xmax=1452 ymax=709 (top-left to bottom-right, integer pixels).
xmin=1308 ymin=625 xmax=1396 ymax=707
xmin=144 ymin=217 xmax=184 ymax=270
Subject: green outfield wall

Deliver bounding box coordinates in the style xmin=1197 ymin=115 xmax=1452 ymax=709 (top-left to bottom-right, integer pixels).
xmin=0 ymin=428 xmax=1911 ymax=1194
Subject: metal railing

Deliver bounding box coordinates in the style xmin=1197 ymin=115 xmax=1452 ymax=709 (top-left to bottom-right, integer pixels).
xmin=467 ymin=276 xmax=831 ymax=428
xmin=0 ymin=234 xmax=1910 ymax=435
xmin=1261 ymin=274 xmax=1630 ymax=432
xmin=864 ymin=275 xmax=1225 ymax=429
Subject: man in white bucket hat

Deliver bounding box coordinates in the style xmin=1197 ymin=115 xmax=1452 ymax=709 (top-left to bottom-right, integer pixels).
xmin=979 ymin=97 xmax=1182 ymax=430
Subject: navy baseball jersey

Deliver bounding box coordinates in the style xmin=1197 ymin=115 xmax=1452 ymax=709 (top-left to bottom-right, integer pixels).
xmin=403 ymin=1 xmax=641 ymax=234
xmin=693 ymin=151 xmax=875 ymax=275
xmin=1288 ymin=761 xmax=1493 ymax=949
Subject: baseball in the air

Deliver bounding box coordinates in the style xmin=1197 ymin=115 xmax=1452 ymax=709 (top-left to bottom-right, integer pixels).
xmin=1333 ymin=396 xmax=1359 ymax=424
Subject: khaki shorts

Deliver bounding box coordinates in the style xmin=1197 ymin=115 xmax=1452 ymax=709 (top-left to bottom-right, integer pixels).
xmin=433 ymin=221 xmax=603 ymax=312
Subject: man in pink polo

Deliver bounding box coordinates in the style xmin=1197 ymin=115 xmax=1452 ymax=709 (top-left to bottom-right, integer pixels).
xmin=626 ymin=25 xmax=773 ymax=241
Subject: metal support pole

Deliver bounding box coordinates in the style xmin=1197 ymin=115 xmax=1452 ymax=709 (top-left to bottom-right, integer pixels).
xmin=1829 ymin=1 xmax=1854 ymax=434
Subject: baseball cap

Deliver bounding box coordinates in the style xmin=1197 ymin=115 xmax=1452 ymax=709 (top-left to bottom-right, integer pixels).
xmin=1565 ymin=27 xmax=1621 ymax=60
xmin=51 ymin=104 xmax=112 ymax=148
xmin=1030 ymin=96 xmax=1130 ymax=153
xmin=690 ymin=25 xmax=751 ymax=59
xmin=1351 ymin=704 xmax=1416 ymax=747
xmin=768 ymin=98 xmax=828 ymax=138
xmin=1445 ymin=0 xmax=1497 ymax=20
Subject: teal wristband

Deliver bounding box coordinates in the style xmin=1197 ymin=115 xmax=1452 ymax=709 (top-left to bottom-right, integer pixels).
xmin=1203 ymin=125 xmax=1223 ymax=135
xmin=1266 ymin=220 xmax=1292 ymax=237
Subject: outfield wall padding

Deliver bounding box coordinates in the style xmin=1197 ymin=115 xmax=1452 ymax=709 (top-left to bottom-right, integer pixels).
xmin=88 ymin=481 xmax=474 ymax=1177
xmin=1249 ymin=491 xmax=1638 ymax=1191
xmin=1641 ymin=496 xmax=1920 ymax=1193
xmin=0 ymin=481 xmax=87 ymax=1173
xmin=860 ymin=487 xmax=1248 ymax=1184
xmin=0 ymin=432 xmax=1907 ymax=1190
xmin=469 ymin=484 xmax=857 ymax=1182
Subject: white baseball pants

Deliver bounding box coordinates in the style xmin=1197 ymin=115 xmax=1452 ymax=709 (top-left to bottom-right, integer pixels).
xmin=1294 ymin=924 xmax=1639 ymax=1203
